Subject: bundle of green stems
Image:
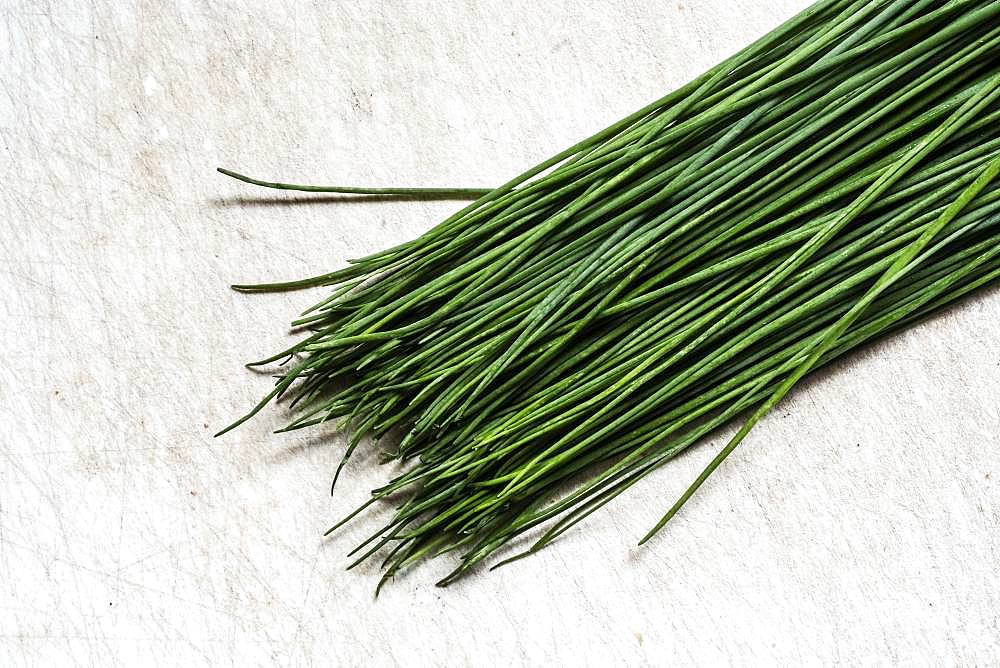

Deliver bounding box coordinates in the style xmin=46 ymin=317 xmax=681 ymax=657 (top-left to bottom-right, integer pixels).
xmin=219 ymin=0 xmax=1000 ymax=588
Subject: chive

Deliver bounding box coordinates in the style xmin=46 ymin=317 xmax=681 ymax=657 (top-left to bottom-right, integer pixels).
xmin=217 ymin=167 xmax=491 ymax=199
xmin=219 ymin=0 xmax=1000 ymax=588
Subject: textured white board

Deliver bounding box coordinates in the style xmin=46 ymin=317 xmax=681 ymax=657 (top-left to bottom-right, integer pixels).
xmin=1 ymin=1 xmax=998 ymax=665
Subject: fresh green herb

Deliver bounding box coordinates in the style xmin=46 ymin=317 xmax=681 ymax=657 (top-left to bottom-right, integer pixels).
xmin=217 ymin=167 xmax=491 ymax=199
xmin=218 ymin=0 xmax=1000 ymax=590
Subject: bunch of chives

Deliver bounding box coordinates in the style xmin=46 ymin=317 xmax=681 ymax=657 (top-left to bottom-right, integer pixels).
xmin=218 ymin=0 xmax=1000 ymax=589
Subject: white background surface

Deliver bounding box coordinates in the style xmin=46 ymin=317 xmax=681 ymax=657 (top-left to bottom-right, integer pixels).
xmin=2 ymin=1 xmax=999 ymax=665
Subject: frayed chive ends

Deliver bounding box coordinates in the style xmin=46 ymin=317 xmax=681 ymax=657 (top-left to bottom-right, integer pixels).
xmin=218 ymin=0 xmax=1000 ymax=589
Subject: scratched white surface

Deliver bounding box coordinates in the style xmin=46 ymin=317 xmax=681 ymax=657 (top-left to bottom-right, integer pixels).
xmin=2 ymin=1 xmax=999 ymax=665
